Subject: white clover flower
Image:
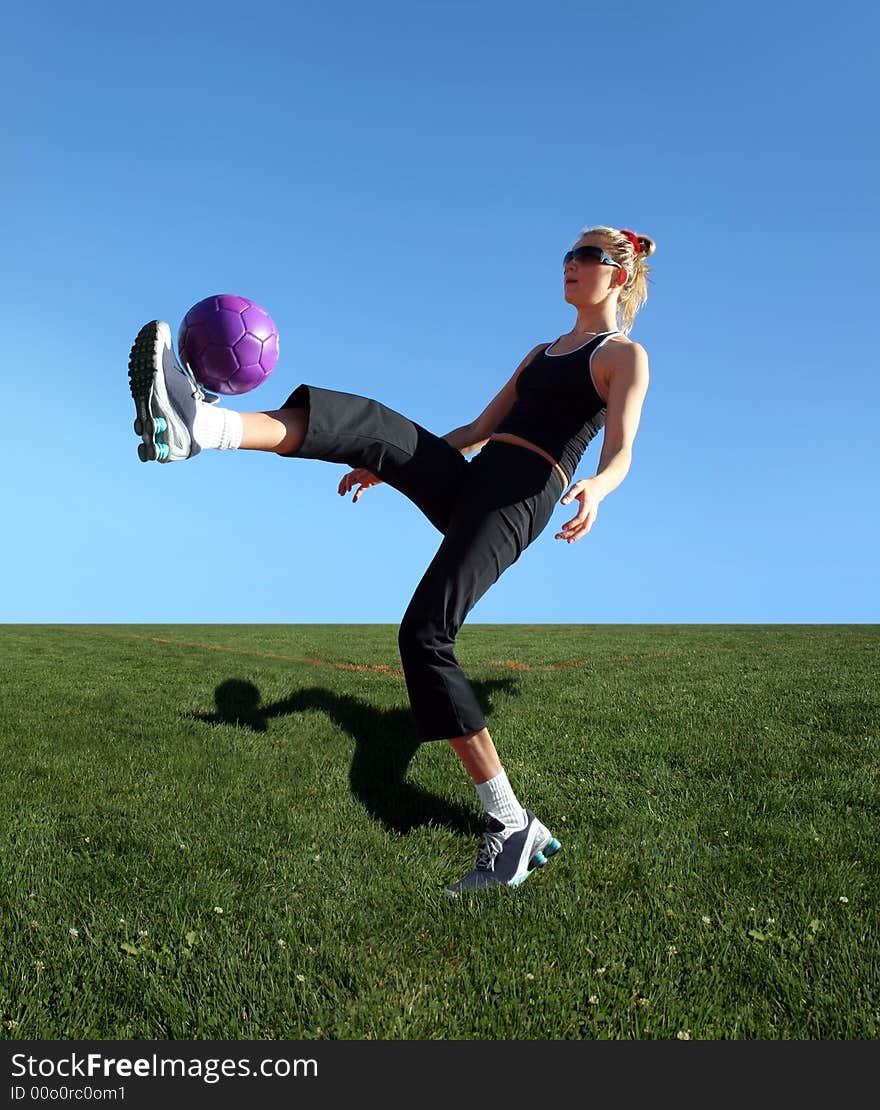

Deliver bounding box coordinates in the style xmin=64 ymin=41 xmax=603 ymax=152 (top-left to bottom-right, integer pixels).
xmin=677 ymin=1030 xmax=691 ymax=1040
xmin=214 ymin=907 xmax=224 ymax=915
xmin=701 ymin=916 xmax=712 ymax=925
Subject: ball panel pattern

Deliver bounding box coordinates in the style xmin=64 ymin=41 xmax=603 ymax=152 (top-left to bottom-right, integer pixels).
xmin=178 ymin=294 xmax=280 ymax=396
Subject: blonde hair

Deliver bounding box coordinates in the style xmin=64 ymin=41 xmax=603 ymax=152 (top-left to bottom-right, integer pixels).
xmin=579 ymin=225 xmax=656 ymax=335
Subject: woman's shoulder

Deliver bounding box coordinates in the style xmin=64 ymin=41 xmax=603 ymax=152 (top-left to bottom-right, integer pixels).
xmin=593 ymin=334 xmax=650 ymax=397
xmin=609 ymin=331 xmax=644 ymax=348
xmin=601 ymin=333 xmax=649 ymax=361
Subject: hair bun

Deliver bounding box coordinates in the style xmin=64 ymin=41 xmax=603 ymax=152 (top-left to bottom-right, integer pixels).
xmin=636 ymin=234 xmax=656 ymax=258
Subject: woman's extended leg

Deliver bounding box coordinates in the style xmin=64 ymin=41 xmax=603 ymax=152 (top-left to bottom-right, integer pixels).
xmin=238 ymin=410 xmax=307 ymax=454
xmin=128 ymin=320 xmax=469 ymax=533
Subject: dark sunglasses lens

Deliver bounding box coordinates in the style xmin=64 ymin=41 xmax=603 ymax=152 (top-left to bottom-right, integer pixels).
xmin=564 ymin=246 xmax=603 ymax=266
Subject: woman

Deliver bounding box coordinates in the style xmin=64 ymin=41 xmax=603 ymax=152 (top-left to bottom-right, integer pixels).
xmin=127 ymin=225 xmax=654 ymax=896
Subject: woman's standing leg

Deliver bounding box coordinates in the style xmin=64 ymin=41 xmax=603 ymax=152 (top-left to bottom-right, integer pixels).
xmin=396 ymin=462 xmax=562 ymax=895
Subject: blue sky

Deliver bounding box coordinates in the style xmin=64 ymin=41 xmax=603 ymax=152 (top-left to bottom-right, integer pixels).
xmin=3 ymin=0 xmax=877 ymax=623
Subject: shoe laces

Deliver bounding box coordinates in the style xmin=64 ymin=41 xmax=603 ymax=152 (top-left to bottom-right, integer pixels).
xmin=474 ymin=828 xmax=505 ymax=872
xmin=180 ymin=360 xmax=217 ymax=404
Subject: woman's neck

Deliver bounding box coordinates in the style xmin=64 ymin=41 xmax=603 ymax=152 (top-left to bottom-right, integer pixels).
xmin=569 ymin=323 xmax=617 ymax=336
xmin=572 ymin=312 xmax=618 ymax=334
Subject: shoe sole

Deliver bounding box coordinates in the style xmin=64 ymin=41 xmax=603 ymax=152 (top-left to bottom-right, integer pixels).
xmin=128 ymin=320 xmax=191 ymax=463
xmin=128 ymin=321 xmax=166 ymax=462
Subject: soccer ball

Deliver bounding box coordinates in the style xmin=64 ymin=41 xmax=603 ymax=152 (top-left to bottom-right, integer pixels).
xmin=178 ymin=294 xmax=279 ymax=395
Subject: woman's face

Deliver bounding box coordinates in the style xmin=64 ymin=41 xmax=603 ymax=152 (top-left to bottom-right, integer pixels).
xmin=563 ymin=235 xmax=623 ymax=308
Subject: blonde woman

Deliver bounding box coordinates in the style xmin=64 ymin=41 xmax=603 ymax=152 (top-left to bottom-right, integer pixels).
xmin=127 ymin=226 xmax=653 ymax=896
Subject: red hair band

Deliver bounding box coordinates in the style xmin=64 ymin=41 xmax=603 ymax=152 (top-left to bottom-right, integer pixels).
xmin=620 ymin=228 xmax=641 ymax=253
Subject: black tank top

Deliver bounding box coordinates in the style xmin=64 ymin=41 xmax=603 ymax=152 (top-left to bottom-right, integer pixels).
xmin=494 ymin=331 xmax=620 ymax=480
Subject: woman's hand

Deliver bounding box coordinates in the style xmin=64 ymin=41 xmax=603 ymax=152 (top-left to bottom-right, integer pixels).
xmin=555 ymin=478 xmax=603 ymax=543
xmin=338 ymin=467 xmax=383 ymax=503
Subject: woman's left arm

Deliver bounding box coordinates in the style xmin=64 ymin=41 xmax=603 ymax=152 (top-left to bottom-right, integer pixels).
xmin=555 ymin=342 xmax=650 ymax=544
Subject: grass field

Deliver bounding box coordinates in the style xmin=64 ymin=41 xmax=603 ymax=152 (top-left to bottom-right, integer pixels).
xmin=1 ymin=623 xmax=877 ymax=1040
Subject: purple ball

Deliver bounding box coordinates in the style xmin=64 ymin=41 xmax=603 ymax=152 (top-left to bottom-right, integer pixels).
xmin=178 ymin=294 xmax=280 ymax=396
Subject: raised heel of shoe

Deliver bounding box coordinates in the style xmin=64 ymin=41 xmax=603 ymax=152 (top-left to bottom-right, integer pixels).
xmin=529 ymin=834 xmax=561 ymax=871
xmin=134 ymin=415 xmax=166 ymax=438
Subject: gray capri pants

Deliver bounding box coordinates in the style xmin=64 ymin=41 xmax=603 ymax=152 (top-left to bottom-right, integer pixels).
xmin=280 ymin=384 xmax=564 ymax=742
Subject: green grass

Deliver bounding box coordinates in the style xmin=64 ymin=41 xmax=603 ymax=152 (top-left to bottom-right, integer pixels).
xmin=1 ymin=624 xmax=877 ymax=1040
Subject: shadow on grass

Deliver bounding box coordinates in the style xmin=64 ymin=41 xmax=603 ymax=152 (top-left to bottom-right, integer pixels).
xmin=191 ymin=677 xmax=519 ymax=837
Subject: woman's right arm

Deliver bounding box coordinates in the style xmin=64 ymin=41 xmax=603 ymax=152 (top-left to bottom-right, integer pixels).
xmin=442 ymin=343 xmax=545 ymax=456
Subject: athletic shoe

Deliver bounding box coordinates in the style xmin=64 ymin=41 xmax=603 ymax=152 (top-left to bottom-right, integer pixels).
xmin=128 ymin=320 xmax=208 ymax=463
xmin=445 ymin=809 xmax=561 ymax=897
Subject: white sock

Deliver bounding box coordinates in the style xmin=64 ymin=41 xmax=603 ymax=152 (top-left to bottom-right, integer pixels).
xmin=475 ymin=769 xmax=527 ymax=831
xmin=193 ymin=404 xmax=243 ymax=450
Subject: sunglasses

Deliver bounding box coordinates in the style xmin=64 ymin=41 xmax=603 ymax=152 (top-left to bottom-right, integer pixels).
xmin=563 ymin=245 xmax=621 ymax=269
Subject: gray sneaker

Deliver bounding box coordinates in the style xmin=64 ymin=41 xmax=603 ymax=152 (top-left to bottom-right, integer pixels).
xmin=128 ymin=320 xmax=208 ymax=463
xmin=445 ymin=809 xmax=561 ymax=897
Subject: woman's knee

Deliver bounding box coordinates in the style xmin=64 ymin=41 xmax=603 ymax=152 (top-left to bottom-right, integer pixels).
xmin=397 ymin=612 xmax=424 ymax=659
xmin=398 ymin=610 xmax=450 ymax=662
